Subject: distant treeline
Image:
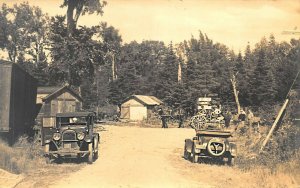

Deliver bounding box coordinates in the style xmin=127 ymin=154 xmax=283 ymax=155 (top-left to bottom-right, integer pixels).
xmin=0 ymin=2 xmax=299 ymax=115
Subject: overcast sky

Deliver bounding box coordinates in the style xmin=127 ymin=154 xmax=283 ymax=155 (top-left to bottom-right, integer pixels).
xmin=1 ymin=0 xmax=300 ymax=52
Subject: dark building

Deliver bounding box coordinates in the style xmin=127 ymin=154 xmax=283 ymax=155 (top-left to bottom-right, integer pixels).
xmin=0 ymin=60 xmax=37 ymax=144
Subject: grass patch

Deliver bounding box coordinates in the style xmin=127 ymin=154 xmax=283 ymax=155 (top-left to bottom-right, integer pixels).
xmin=236 ymin=123 xmax=300 ymax=187
xmin=0 ymin=136 xmax=45 ymax=174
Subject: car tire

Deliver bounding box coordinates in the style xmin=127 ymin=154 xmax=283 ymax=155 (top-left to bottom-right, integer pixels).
xmin=87 ymin=143 xmax=93 ymax=164
xmin=184 ymin=144 xmax=190 ymax=160
xmin=191 ymin=145 xmax=199 ymax=163
xmin=93 ymin=137 xmax=99 ymax=160
xmin=94 ymin=150 xmax=98 ymax=160
xmin=46 ymin=156 xmax=51 ymax=164
xmin=228 ymin=156 xmax=235 ymax=166
xmin=45 ymin=144 xmax=51 ymax=164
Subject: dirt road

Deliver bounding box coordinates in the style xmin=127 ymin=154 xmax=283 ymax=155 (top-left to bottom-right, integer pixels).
xmin=50 ymin=125 xmax=210 ymax=188
xmin=10 ymin=125 xmax=297 ymax=188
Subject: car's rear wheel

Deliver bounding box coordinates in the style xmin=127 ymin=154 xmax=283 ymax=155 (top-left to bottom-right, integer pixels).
xmin=87 ymin=143 xmax=93 ymax=164
xmin=191 ymin=145 xmax=199 ymax=163
xmin=227 ymin=156 xmax=235 ymax=166
xmin=46 ymin=156 xmax=51 ymax=164
xmin=183 ymin=144 xmax=190 ymax=160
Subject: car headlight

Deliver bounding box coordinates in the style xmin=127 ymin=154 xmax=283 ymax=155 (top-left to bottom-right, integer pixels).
xmin=77 ymin=132 xmax=85 ymax=140
xmin=53 ymin=133 xmax=61 ymax=141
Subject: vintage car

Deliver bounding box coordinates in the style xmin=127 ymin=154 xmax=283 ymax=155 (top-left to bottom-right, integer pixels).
xmin=184 ymin=96 xmax=237 ymax=165
xmin=44 ymin=112 xmax=99 ymax=164
xmin=184 ymin=129 xmax=237 ymax=165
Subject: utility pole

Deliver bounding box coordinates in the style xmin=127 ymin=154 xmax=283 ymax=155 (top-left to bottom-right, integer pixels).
xmin=260 ymin=71 xmax=299 ymax=152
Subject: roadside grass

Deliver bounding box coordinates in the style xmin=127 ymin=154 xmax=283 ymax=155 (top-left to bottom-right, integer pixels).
xmin=0 ymin=136 xmax=45 ymax=174
xmin=236 ymin=123 xmax=300 ymax=187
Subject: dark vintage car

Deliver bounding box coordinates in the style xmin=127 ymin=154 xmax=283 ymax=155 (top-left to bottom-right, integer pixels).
xmin=44 ymin=112 xmax=99 ymax=164
xmin=184 ymin=129 xmax=237 ymax=165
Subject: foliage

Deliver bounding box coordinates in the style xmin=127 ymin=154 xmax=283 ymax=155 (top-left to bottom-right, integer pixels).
xmin=0 ymin=2 xmax=299 ymax=114
xmin=61 ymin=0 xmax=107 ymax=35
xmin=48 ymin=16 xmax=103 ymax=86
xmin=0 ymin=2 xmax=50 ymax=86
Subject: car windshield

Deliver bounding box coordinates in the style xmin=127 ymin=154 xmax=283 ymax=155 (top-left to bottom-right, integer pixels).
xmin=58 ymin=116 xmax=88 ymax=125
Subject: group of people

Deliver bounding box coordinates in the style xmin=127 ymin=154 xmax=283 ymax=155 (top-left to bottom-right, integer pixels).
xmin=156 ymin=105 xmax=259 ymax=132
xmin=157 ymin=107 xmax=185 ymax=128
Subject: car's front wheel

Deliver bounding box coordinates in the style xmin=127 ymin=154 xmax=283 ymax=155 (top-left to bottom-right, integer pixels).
xmin=45 ymin=144 xmax=51 ymax=164
xmin=93 ymin=137 xmax=99 ymax=160
xmin=87 ymin=143 xmax=93 ymax=164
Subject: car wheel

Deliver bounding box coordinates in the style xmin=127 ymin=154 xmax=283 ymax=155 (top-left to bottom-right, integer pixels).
xmin=191 ymin=145 xmax=199 ymax=163
xmin=228 ymin=156 xmax=235 ymax=166
xmin=183 ymin=144 xmax=190 ymax=160
xmin=93 ymin=137 xmax=99 ymax=160
xmin=45 ymin=144 xmax=51 ymax=164
xmin=87 ymin=143 xmax=93 ymax=164
xmin=46 ymin=156 xmax=51 ymax=164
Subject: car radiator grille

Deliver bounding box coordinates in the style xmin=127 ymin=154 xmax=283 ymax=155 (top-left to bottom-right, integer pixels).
xmin=62 ymin=131 xmax=76 ymax=141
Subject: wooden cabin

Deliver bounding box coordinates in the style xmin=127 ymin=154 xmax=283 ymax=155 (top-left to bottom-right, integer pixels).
xmin=36 ymin=86 xmax=83 ymax=127
xmin=120 ymin=95 xmax=163 ymax=121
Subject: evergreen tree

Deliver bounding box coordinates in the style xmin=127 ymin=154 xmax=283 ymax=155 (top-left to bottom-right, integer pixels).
xmin=249 ymin=48 xmax=276 ymax=106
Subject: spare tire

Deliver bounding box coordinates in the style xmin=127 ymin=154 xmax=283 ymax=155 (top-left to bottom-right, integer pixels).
xmin=207 ymin=138 xmax=226 ymax=157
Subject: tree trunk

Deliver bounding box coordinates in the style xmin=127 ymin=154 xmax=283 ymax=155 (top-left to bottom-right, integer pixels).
xmin=231 ymin=74 xmax=241 ymax=114
xmin=67 ymin=1 xmax=76 ymax=37
xmin=178 ymin=61 xmax=182 ymax=83
xmin=111 ymin=52 xmax=116 ymax=81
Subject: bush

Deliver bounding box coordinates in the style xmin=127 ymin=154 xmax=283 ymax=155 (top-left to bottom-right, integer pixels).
xmin=237 ymin=122 xmax=300 ymax=185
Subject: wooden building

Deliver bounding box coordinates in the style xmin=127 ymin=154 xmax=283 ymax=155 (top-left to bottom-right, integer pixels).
xmin=36 ymin=86 xmax=83 ymax=127
xmin=120 ymin=95 xmax=163 ymax=121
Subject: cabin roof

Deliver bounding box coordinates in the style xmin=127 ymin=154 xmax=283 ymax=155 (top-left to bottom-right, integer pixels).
xmin=122 ymin=95 xmax=163 ymax=106
xmin=38 ymin=85 xmax=82 ymax=102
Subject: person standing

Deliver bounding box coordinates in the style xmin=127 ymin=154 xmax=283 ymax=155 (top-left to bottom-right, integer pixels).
xmin=223 ymin=110 xmax=232 ymax=128
xmin=158 ymin=107 xmax=168 ymax=128
xmin=237 ymin=109 xmax=246 ymax=132
xmin=177 ymin=108 xmax=185 ymax=128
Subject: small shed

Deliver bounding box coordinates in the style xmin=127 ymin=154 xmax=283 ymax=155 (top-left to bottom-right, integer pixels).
xmin=36 ymin=86 xmax=83 ymax=127
xmin=120 ymin=95 xmax=163 ymax=121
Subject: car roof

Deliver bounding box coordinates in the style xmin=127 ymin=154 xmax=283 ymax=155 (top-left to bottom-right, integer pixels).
xmin=56 ymin=112 xmax=95 ymax=117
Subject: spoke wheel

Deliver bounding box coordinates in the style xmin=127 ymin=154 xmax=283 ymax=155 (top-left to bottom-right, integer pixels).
xmin=190 ymin=115 xmax=206 ymax=130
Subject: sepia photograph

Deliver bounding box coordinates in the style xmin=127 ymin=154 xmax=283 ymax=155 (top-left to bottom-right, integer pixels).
xmin=0 ymin=0 xmax=299 ymax=187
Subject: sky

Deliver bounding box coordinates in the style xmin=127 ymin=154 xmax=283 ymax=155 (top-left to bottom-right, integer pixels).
xmin=0 ymin=0 xmax=300 ymax=52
